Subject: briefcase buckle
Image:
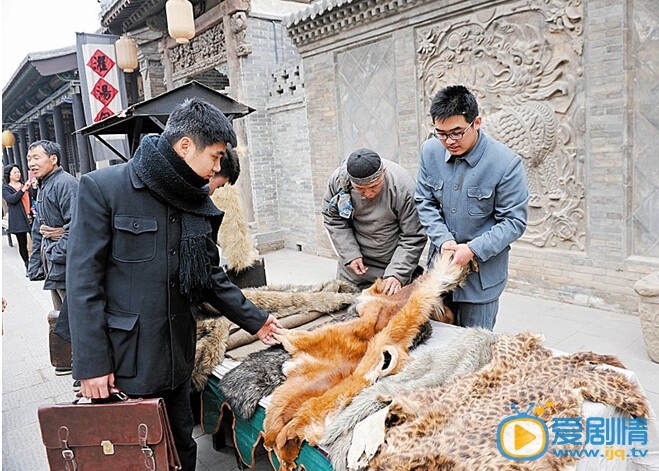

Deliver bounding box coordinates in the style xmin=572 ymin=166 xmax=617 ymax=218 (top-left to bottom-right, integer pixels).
xmin=101 ymin=440 xmax=115 ymax=455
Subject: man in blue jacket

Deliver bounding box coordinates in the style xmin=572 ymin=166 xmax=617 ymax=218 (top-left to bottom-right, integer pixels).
xmin=67 ymin=98 xmax=282 ymax=470
xmin=415 ymin=85 xmax=529 ymax=330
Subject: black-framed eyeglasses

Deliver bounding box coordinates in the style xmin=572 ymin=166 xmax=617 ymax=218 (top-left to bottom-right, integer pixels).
xmin=432 ymin=119 xmax=475 ymax=141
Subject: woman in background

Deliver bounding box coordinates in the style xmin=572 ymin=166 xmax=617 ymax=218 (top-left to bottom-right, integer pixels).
xmin=3 ymin=164 xmax=35 ymax=272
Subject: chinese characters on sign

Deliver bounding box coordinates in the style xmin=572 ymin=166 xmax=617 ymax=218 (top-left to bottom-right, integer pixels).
xmin=86 ymin=49 xmax=120 ymax=122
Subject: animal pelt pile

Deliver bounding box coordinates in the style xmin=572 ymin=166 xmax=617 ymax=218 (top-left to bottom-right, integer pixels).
xmin=321 ymin=327 xmax=498 ymax=471
xmin=218 ymin=313 xmax=434 ymax=421
xmin=367 ymin=332 xmax=649 ymax=471
xmin=263 ymin=253 xmax=470 ymax=471
xmin=192 ymin=280 xmax=360 ymax=391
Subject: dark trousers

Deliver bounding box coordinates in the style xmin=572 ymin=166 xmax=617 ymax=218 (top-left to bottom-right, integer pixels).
xmin=141 ymin=379 xmax=197 ymax=471
xmin=13 ymin=232 xmax=29 ymax=267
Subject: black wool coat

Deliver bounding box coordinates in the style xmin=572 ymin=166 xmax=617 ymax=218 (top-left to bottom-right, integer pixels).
xmin=67 ymin=160 xmax=268 ymax=395
xmin=2 ymin=184 xmax=32 ymax=234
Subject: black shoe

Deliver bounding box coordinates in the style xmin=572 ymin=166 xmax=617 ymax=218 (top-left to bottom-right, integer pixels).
xmin=72 ymin=380 xmax=81 ymax=392
xmin=55 ymin=366 xmax=72 ymax=376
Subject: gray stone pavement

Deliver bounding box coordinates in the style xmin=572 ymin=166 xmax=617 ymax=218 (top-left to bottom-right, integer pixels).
xmin=2 ymin=241 xmax=658 ymax=470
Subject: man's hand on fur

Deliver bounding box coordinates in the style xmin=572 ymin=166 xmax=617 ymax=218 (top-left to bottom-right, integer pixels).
xmin=80 ymin=373 xmax=115 ymax=399
xmin=441 ymin=241 xmax=474 ymax=267
xmin=382 ymin=276 xmax=402 ymax=296
xmin=348 ymin=258 xmax=369 ymax=276
xmin=257 ymin=314 xmax=283 ymax=345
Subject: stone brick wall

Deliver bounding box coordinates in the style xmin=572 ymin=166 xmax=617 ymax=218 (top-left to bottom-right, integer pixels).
xmin=266 ymin=63 xmax=319 ymax=252
xmin=505 ymin=0 xmax=657 ymax=314
xmin=303 ymin=52 xmax=343 ymax=258
xmin=282 ymin=0 xmax=658 ymax=314
xmin=242 ymin=15 xmax=303 ymax=251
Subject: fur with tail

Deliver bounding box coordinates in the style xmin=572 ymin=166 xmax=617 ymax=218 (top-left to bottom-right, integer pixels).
xmin=320 ymin=328 xmax=497 ymax=471
xmin=264 ymin=252 xmax=470 ymax=470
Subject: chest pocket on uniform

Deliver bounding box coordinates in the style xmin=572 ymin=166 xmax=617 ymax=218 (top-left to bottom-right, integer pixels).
xmin=113 ymin=216 xmax=157 ymax=262
xmin=428 ymin=177 xmax=444 ymax=207
xmin=467 ymin=187 xmax=494 ymax=215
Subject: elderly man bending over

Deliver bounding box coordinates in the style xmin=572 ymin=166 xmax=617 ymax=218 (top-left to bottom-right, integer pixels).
xmin=323 ymin=148 xmax=427 ymax=294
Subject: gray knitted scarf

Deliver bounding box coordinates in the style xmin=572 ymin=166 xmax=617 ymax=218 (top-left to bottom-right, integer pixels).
xmin=132 ymin=134 xmax=223 ymax=300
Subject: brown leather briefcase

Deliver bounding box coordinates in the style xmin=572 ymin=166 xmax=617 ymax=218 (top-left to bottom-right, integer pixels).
xmin=38 ymin=392 xmax=181 ymax=470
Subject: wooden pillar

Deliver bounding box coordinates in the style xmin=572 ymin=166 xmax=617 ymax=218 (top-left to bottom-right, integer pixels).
xmin=17 ymin=127 xmax=29 ymax=180
xmin=222 ymin=7 xmax=254 ymax=222
xmin=11 ymin=140 xmax=21 ymax=166
xmin=2 ymin=147 xmax=9 ymax=166
xmin=38 ymin=114 xmax=50 ymax=141
xmin=26 ymin=121 xmax=37 ymax=145
xmin=72 ymin=93 xmax=93 ymax=175
xmin=52 ymin=106 xmax=69 ymax=172
xmin=8 ymin=145 xmax=16 ymax=165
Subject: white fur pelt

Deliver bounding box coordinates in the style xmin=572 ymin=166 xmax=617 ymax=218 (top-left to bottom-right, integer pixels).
xmin=320 ymin=328 xmax=498 ymax=471
xmin=211 ymin=183 xmax=258 ymax=272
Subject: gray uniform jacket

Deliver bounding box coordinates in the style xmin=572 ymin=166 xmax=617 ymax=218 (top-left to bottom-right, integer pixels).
xmin=322 ymin=159 xmax=426 ymax=285
xmin=27 ymin=167 xmax=79 ymax=290
xmin=415 ymin=131 xmax=529 ymax=302
xmin=66 ymin=161 xmax=268 ymax=395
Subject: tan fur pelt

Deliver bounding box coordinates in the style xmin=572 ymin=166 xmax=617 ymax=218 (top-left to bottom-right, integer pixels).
xmin=193 ymin=317 xmax=231 ymax=391
xmin=211 ymin=183 xmax=258 ymax=272
xmin=242 ymin=280 xmax=360 ymax=319
xmin=263 ymin=253 xmax=470 ymax=471
xmin=192 ymin=281 xmax=360 ymax=392
xmin=368 ymin=332 xmax=649 ymax=471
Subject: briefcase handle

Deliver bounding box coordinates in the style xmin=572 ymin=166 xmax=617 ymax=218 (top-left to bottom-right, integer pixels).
xmin=75 ymin=386 xmax=128 ymax=403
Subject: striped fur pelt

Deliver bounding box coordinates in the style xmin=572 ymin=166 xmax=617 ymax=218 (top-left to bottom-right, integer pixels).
xmin=320 ymin=328 xmax=498 ymax=471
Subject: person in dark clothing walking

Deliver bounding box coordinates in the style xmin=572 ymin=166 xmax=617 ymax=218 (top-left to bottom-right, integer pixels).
xmin=67 ymin=98 xmax=282 ymax=470
xmin=26 ymin=140 xmax=78 ymax=312
xmin=2 ymin=164 xmax=35 ymax=271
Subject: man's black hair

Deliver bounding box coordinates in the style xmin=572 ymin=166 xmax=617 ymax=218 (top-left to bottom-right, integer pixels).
xmin=28 ymin=140 xmax=61 ymax=166
xmin=216 ymin=145 xmax=241 ymax=185
xmin=430 ymin=85 xmax=479 ymax=123
xmin=163 ymin=97 xmax=237 ymax=149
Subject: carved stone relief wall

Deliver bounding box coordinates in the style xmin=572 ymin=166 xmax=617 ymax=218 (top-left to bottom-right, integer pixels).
xmin=168 ymin=23 xmax=227 ymax=81
xmin=417 ymin=0 xmax=585 ymax=251
xmin=337 ymin=37 xmax=399 ymax=161
xmin=632 ymin=0 xmax=659 ymax=258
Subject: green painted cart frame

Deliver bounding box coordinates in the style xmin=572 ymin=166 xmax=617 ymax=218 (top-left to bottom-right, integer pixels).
xmin=202 ymin=375 xmax=334 ymax=470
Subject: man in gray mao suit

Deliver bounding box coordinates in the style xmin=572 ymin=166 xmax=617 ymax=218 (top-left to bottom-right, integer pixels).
xmin=415 ymin=85 xmax=529 ymax=330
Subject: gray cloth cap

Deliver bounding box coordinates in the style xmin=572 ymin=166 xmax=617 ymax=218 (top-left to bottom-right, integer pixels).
xmin=346 ymin=148 xmax=383 ymax=184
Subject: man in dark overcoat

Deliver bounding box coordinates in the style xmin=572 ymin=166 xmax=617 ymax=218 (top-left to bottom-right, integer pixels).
xmin=67 ymin=98 xmax=282 ymax=470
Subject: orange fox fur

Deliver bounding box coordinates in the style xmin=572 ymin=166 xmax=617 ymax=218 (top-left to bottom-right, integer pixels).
xmin=263 ymin=253 xmax=469 ymax=470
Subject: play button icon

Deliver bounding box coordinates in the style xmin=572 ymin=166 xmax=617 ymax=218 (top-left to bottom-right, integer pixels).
xmin=497 ymin=410 xmax=549 ymax=461
xmin=514 ymin=424 xmax=537 ymax=450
